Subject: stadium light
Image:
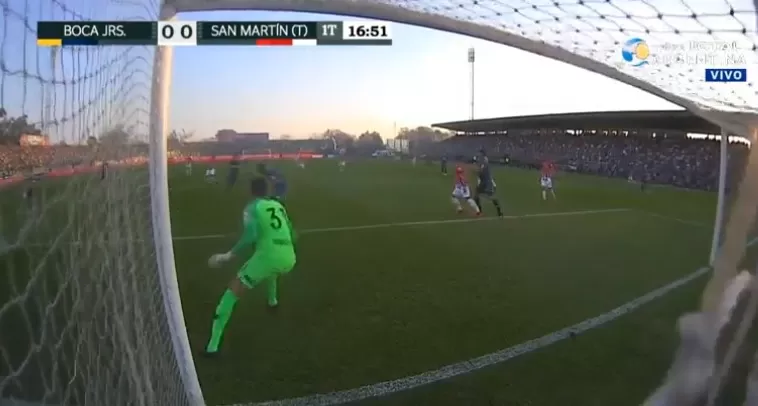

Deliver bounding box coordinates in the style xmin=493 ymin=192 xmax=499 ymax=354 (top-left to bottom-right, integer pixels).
xmin=468 ymin=47 xmax=475 ymax=121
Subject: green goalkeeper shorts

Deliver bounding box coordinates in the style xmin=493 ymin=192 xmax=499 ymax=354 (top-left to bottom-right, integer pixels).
xmin=237 ymin=252 xmax=296 ymax=289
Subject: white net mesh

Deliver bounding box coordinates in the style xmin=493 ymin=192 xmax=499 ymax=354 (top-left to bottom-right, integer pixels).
xmin=367 ymin=0 xmax=758 ymax=113
xmin=256 ymin=0 xmax=758 ymax=404
xmin=314 ymin=1 xmax=758 ymax=403
xmin=378 ymin=0 xmax=758 ymax=403
xmin=0 ymin=0 xmax=192 ymax=405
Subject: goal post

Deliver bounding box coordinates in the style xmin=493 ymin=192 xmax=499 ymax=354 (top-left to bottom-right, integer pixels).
xmin=710 ymin=128 xmax=729 ymax=266
xmin=150 ymin=5 xmax=205 ymax=405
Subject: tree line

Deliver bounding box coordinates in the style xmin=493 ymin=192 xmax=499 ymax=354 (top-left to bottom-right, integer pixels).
xmin=312 ymin=126 xmax=452 ymax=151
xmin=2 ymin=105 xmax=451 ymax=150
xmin=0 ymin=106 xmax=148 ymax=147
xmin=0 ymin=108 xmax=43 ymax=145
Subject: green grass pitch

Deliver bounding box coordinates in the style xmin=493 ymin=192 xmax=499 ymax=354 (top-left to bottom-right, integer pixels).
xmin=171 ymin=159 xmax=716 ymax=406
xmin=0 ymin=158 xmax=727 ymax=406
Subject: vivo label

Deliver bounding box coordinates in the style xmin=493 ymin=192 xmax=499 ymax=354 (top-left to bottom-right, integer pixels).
xmin=705 ymin=68 xmax=747 ymax=82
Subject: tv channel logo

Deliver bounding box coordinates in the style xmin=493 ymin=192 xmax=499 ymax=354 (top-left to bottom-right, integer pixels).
xmin=621 ymin=38 xmax=650 ymax=67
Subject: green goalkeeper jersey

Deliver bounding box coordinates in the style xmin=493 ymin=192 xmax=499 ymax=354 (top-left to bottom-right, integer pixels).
xmin=231 ymin=198 xmax=296 ymax=257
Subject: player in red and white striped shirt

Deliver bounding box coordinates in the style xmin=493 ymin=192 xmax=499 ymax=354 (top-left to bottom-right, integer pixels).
xmin=540 ymin=160 xmax=557 ymax=201
xmin=451 ymin=166 xmax=481 ymax=215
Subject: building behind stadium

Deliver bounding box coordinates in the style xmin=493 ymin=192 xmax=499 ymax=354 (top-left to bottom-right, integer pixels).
xmin=214 ymin=129 xmax=269 ymax=143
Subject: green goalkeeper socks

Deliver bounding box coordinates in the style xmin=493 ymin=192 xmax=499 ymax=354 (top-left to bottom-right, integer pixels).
xmin=206 ymin=289 xmax=238 ymax=353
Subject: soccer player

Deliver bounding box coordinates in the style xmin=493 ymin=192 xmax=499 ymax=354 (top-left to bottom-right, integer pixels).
xmin=473 ymin=151 xmax=504 ymax=217
xmin=338 ymin=160 xmax=346 ymax=172
xmin=440 ymin=155 xmax=448 ymax=175
xmin=227 ymin=154 xmax=240 ymax=189
xmin=205 ymin=167 xmax=216 ymax=182
xmin=22 ymin=182 xmax=34 ymax=210
xmin=451 ymin=166 xmax=480 ymax=215
xmin=411 ymin=156 xmax=417 ymax=166
xmin=100 ymin=161 xmax=108 ymax=180
xmin=540 ymin=174 xmax=556 ymax=201
xmin=204 ymin=177 xmax=297 ymax=356
xmin=540 ymin=159 xmax=557 ymax=201
xmin=185 ymin=158 xmax=193 ymax=176
xmin=630 ymin=169 xmax=648 ymax=192
xmin=294 ymin=151 xmax=306 ymax=169
xmin=257 ymin=163 xmax=288 ymax=201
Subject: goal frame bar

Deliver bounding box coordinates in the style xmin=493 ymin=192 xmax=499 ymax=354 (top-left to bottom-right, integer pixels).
xmin=149 ymin=5 xmax=205 ymax=406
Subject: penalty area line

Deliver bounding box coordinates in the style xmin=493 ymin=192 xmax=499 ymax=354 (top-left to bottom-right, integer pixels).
xmin=225 ymin=238 xmax=758 ymax=406
xmin=174 ymin=208 xmax=631 ymax=242
xmin=10 ymin=208 xmax=631 ymax=252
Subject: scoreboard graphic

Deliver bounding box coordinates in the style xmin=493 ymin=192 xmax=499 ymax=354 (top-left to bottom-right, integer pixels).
xmin=36 ymin=21 xmax=393 ymax=47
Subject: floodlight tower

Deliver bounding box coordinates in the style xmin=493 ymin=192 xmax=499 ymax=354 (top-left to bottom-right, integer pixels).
xmin=468 ymin=47 xmax=475 ymax=121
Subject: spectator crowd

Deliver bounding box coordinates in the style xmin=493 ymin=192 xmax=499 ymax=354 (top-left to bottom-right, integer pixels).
xmin=0 ymin=132 xmax=749 ymax=191
xmin=0 ymin=145 xmax=90 ymax=178
xmin=426 ymin=132 xmax=748 ymax=191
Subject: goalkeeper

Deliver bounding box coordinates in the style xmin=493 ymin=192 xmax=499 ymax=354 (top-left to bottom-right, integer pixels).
xmin=204 ymin=177 xmax=297 ymax=356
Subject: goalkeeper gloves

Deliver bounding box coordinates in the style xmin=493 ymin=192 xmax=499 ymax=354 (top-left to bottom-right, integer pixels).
xmin=208 ymin=251 xmax=233 ymax=268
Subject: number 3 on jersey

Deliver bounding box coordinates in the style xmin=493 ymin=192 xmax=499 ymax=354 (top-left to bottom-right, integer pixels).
xmin=267 ymin=207 xmax=287 ymax=230
xmin=157 ymin=21 xmax=197 ymax=46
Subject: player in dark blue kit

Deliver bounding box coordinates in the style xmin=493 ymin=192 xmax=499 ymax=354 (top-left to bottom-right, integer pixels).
xmin=257 ymin=163 xmax=288 ymax=201
xmin=23 ymin=181 xmax=34 ymax=210
xmin=473 ymin=150 xmax=504 ymax=217
xmin=440 ymin=155 xmax=448 ymax=175
xmin=227 ymin=154 xmax=241 ymax=189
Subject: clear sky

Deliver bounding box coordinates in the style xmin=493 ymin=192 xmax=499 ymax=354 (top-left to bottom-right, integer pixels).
xmin=171 ymin=11 xmax=680 ymax=140
xmin=3 ymin=5 xmax=690 ymax=142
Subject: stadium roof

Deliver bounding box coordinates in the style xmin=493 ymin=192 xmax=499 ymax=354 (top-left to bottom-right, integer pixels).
xmin=431 ymin=110 xmax=721 ymax=134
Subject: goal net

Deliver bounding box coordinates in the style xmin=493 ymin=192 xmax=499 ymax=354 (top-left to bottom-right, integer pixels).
xmin=377 ymin=0 xmax=757 ymax=403
xmin=0 ymin=0 xmax=197 ymax=405
xmin=370 ymin=0 xmax=757 ymax=111
xmin=0 ymin=0 xmax=756 ymax=405
xmin=295 ymin=0 xmax=758 ymax=403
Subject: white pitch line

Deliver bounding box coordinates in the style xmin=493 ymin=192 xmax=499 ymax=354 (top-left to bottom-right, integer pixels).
xmin=223 ymin=238 xmax=758 ymax=406
xmin=172 ymin=208 xmax=631 ymax=242
xmin=7 ymin=208 xmax=630 ymax=251
xmin=637 ymin=210 xmax=709 ymax=229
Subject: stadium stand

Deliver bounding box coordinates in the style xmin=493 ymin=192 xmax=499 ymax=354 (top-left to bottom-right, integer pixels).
xmin=0 ymin=139 xmax=330 ymax=181
xmin=429 ymin=110 xmax=751 ymax=191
